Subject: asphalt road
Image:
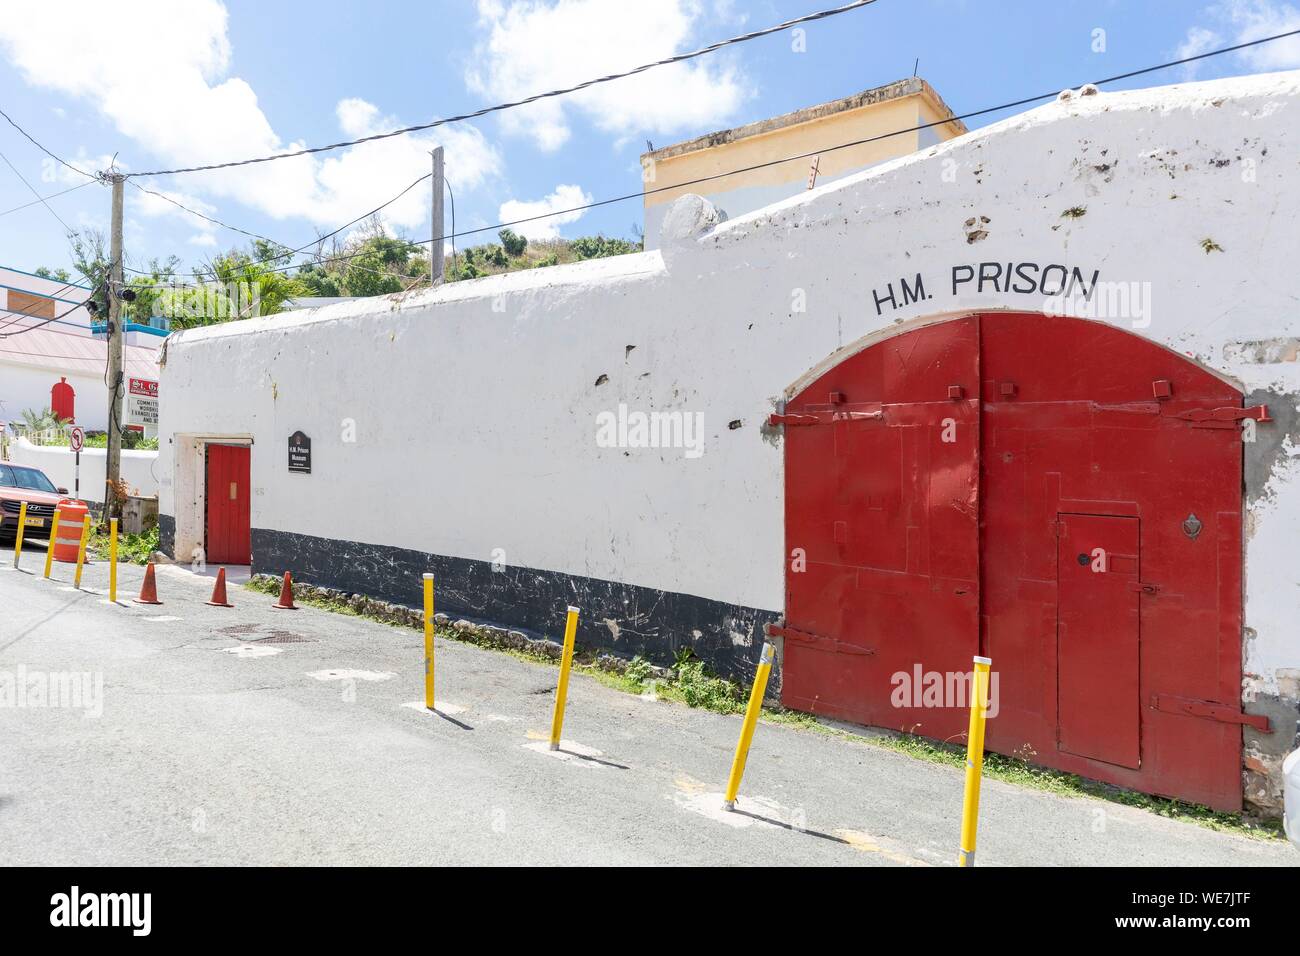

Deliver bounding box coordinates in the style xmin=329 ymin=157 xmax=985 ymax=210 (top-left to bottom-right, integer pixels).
xmin=0 ymin=540 xmax=1293 ymax=866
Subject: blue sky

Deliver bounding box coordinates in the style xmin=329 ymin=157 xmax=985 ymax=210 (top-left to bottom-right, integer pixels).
xmin=0 ymin=0 xmax=1297 ymax=283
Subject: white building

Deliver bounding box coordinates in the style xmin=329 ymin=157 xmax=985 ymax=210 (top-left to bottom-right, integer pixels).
xmin=159 ymin=72 xmax=1300 ymax=817
xmin=0 ymin=265 xmax=162 ymax=435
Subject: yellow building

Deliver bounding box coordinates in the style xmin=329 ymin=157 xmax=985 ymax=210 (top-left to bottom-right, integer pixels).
xmin=641 ymin=77 xmax=965 ymax=248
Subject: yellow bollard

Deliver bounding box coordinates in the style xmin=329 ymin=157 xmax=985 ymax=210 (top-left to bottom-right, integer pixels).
xmin=72 ymin=513 xmax=91 ymax=590
xmin=12 ymin=501 xmax=27 ymax=569
xmin=958 ymin=655 xmax=993 ymax=867
xmin=43 ymin=507 xmax=60 ymax=579
xmin=423 ymin=573 xmax=435 ymax=710
xmin=108 ymin=518 xmax=118 ymax=603
xmin=724 ymin=641 xmax=776 ymax=810
xmin=548 ymin=605 xmax=580 ymax=750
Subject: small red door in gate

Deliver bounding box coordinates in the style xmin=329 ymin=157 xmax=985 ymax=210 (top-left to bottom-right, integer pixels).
xmin=1056 ymin=513 xmax=1141 ymax=768
xmin=206 ymin=444 xmax=251 ymax=565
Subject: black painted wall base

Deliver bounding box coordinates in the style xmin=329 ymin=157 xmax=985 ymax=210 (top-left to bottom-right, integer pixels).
xmin=249 ymin=527 xmax=780 ymax=683
xmin=158 ymin=513 xmax=175 ymax=557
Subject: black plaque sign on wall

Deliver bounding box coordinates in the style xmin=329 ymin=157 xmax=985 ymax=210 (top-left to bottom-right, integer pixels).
xmin=288 ymin=431 xmax=312 ymax=474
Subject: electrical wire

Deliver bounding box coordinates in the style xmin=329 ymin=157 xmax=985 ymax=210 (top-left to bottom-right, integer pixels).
xmin=0 ymin=148 xmax=78 ymax=235
xmin=123 ymin=172 xmax=433 ymax=286
xmin=0 ymin=106 xmax=99 ymax=182
xmin=0 ymin=277 xmax=95 ymax=333
xmin=0 ymin=179 xmax=95 ymax=219
xmin=444 ymin=176 xmax=457 ymax=275
xmin=0 ymin=295 xmax=94 ymax=339
xmin=126 ymin=0 xmax=882 ymax=179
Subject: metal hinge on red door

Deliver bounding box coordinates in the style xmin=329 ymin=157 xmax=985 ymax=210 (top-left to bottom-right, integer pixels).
xmin=768 ymin=410 xmax=883 ymax=427
xmin=1170 ymin=404 xmax=1271 ymax=429
xmin=764 ymin=621 xmax=874 ymax=656
xmin=1150 ymin=694 xmax=1271 ymax=732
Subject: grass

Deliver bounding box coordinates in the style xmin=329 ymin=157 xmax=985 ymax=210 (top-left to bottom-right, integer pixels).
xmin=88 ymin=525 xmax=159 ymax=565
xmin=241 ymin=574 xmax=1285 ymax=842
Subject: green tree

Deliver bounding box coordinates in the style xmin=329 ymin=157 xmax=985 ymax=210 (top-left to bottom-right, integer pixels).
xmin=124 ymin=256 xmax=180 ymax=328
xmin=34 ymin=266 xmax=72 ymax=282
xmin=343 ymin=235 xmax=420 ymax=297
xmin=295 ymin=261 xmax=344 ymax=297
xmin=499 ymin=228 xmax=527 ymax=257
xmin=70 ymin=229 xmax=111 ymax=316
xmin=570 ymin=235 xmax=639 ymax=260
xmin=159 ymin=249 xmax=306 ymax=329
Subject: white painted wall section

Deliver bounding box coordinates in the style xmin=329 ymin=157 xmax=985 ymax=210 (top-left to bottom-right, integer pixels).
xmin=159 ymin=71 xmax=1300 ymax=727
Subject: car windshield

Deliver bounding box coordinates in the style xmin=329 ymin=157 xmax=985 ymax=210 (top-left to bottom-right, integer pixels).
xmin=0 ymin=464 xmax=58 ymax=494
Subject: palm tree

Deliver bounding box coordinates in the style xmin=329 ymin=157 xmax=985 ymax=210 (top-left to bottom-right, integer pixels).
xmin=20 ymin=407 xmax=69 ymax=444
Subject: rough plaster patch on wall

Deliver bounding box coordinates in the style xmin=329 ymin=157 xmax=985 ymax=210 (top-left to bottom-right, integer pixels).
xmin=1226 ymin=338 xmax=1300 ymax=365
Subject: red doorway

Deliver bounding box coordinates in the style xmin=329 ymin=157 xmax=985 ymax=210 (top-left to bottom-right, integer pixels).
xmin=205 ymin=444 xmax=251 ymax=565
xmin=776 ymin=312 xmax=1251 ymax=810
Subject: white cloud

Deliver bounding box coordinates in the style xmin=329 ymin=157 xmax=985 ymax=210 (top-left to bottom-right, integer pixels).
xmin=498 ymin=183 xmax=593 ymax=239
xmin=0 ymin=1 xmax=503 ymax=240
xmin=1178 ymin=1 xmax=1300 ymax=77
xmin=467 ymin=0 xmax=748 ymax=152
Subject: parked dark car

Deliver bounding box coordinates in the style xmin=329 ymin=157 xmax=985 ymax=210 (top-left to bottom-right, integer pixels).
xmin=0 ymin=463 xmax=77 ymax=542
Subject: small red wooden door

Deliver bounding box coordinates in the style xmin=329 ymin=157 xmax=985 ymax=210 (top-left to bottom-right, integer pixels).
xmin=1056 ymin=513 xmax=1141 ymax=768
xmin=206 ymin=444 xmax=251 ymax=564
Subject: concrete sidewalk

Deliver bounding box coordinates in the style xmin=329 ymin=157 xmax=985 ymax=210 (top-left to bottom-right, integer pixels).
xmin=0 ymin=541 xmax=1293 ymax=866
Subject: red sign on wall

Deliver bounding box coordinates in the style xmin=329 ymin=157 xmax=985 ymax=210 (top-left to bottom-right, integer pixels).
xmin=129 ymin=378 xmax=159 ymax=397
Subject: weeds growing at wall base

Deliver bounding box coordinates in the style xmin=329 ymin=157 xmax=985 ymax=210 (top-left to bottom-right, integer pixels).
xmin=242 ymin=574 xmax=1283 ymax=842
xmin=89 ymin=526 xmax=159 ymax=565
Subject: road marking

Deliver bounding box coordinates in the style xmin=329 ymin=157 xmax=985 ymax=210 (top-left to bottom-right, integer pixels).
xmin=833 ymin=829 xmax=931 ymax=866
xmin=223 ymin=645 xmax=283 ymax=658
xmin=522 ymin=739 xmax=607 ymax=768
xmin=401 ymin=701 xmax=468 ymax=716
xmin=671 ymin=786 xmax=785 ymax=828
xmin=143 ymin=616 xmax=182 ymax=622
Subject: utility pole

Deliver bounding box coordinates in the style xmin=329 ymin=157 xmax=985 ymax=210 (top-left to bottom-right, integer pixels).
xmin=105 ymin=172 xmax=125 ymax=523
xmin=430 ymin=146 xmax=444 ymax=284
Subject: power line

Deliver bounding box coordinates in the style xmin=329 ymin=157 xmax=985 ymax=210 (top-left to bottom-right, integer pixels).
xmin=0 ymin=106 xmax=100 ymax=182
xmin=123 ymin=172 xmax=433 ymax=286
xmin=0 ymin=148 xmax=78 ymax=235
xmin=126 ymin=0 xmax=882 ymax=179
xmin=0 ymin=277 xmax=95 ymax=333
xmin=0 ymin=295 xmax=94 ymax=339
xmin=0 ymin=179 xmax=95 ymax=219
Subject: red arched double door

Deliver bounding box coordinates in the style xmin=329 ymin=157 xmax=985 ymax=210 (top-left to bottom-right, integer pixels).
xmin=777 ymin=312 xmax=1256 ymax=810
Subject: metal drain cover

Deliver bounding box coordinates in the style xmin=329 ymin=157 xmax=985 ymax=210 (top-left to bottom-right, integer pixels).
xmin=218 ymin=624 xmax=261 ymax=636
xmin=249 ymin=631 xmax=315 ymax=644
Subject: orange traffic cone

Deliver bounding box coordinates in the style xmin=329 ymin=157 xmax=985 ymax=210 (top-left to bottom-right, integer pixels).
xmin=206 ymin=567 xmax=233 ymax=607
xmin=134 ymin=562 xmax=163 ymax=605
xmin=271 ymin=571 xmax=298 ymax=610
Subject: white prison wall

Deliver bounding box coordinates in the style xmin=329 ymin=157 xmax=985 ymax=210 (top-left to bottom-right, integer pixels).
xmin=160 ymin=70 xmax=1300 ymax=814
